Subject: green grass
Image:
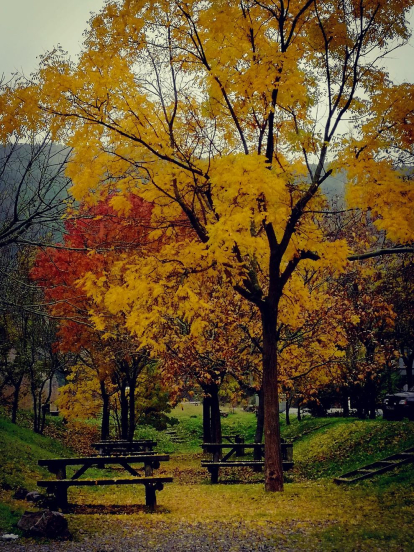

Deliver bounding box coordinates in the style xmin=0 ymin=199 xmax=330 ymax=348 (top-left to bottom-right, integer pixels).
xmin=290 ymin=417 xmax=414 ymax=479
xmin=0 ymin=416 xmax=74 ymax=491
xmin=0 ymin=416 xmax=75 ymax=533
xmin=0 ymin=501 xmax=24 ymax=534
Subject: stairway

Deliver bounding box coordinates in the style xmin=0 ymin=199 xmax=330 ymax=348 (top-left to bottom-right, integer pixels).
xmin=334 ymin=446 xmax=414 ymax=484
xmin=165 ymin=429 xmax=185 ymax=444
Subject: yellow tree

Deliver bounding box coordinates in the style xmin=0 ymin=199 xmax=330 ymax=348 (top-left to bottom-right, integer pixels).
xmin=2 ymin=0 xmax=414 ymax=491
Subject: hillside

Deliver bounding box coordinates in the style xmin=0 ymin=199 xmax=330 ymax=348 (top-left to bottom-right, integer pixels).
xmin=0 ymin=416 xmax=74 ymax=532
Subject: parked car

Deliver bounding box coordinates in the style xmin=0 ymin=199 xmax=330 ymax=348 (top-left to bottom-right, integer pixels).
xmin=382 ymin=388 xmax=414 ymax=420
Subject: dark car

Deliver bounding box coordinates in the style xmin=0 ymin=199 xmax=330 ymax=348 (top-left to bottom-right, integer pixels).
xmin=382 ymin=388 xmax=414 ymax=420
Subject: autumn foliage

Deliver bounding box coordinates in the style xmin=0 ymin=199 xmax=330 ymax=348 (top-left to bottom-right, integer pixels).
xmin=2 ymin=0 xmax=414 ymax=491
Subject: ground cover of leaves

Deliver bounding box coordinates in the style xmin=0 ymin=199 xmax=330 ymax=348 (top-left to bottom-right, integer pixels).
xmin=1 ymin=455 xmax=414 ymax=552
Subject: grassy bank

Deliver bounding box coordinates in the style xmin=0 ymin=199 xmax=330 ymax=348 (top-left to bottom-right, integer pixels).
xmin=0 ymin=416 xmax=74 ymax=533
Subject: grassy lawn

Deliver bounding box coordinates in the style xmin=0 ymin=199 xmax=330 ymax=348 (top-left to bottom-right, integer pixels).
xmin=1 ymin=406 xmax=414 ymax=550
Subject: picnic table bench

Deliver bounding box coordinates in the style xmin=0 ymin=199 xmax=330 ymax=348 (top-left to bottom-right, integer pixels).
xmin=222 ymin=434 xmax=245 ymax=456
xmin=38 ymin=454 xmax=171 ymax=511
xmin=201 ymin=442 xmax=293 ymax=483
xmin=91 ymin=439 xmax=157 ymax=455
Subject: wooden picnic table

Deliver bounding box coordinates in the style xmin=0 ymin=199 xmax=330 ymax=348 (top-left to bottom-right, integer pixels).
xmin=91 ymin=439 xmax=157 ymax=455
xmin=37 ymin=454 xmax=171 ymax=511
xmin=201 ymin=442 xmax=293 ymax=483
xmin=222 ymin=434 xmax=245 ymax=456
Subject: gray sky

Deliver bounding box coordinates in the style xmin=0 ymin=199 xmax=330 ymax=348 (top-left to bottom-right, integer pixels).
xmin=1 ymin=0 xmax=413 ymax=82
xmin=1 ymin=0 xmax=103 ymax=78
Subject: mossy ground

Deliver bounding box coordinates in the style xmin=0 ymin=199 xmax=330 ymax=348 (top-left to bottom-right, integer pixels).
xmin=1 ymin=405 xmax=414 ymax=550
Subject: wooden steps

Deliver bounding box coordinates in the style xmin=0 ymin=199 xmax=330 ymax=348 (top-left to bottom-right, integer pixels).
xmin=165 ymin=429 xmax=185 ymax=444
xmin=334 ymin=447 xmax=414 ymax=484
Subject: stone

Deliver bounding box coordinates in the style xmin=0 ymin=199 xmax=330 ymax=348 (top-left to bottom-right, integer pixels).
xmin=13 ymin=487 xmax=29 ymax=500
xmin=17 ymin=510 xmax=71 ymax=539
xmin=25 ymin=491 xmax=43 ymax=502
xmin=1 ymin=534 xmax=19 ymax=541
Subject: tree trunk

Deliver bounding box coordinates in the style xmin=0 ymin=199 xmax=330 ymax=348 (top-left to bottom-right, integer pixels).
xmin=128 ymin=382 xmax=136 ymax=441
xmin=31 ymin=380 xmax=40 ymax=434
xmin=342 ymin=390 xmax=349 ymax=417
xmin=297 ymin=404 xmax=301 ymax=422
xmin=285 ymin=397 xmax=290 ymax=426
xmin=120 ymin=384 xmax=129 ymax=440
xmin=403 ymin=351 xmax=414 ymax=389
xmin=254 ymin=388 xmax=264 ymax=459
xmin=100 ymin=381 xmax=110 ymax=440
xmin=202 ymin=395 xmax=212 ymax=443
xmin=210 ymin=386 xmax=222 ymax=444
xmin=40 ymin=376 xmax=54 ymax=434
xmin=11 ymin=375 xmax=23 ymax=424
xmin=261 ymin=304 xmax=283 ymax=492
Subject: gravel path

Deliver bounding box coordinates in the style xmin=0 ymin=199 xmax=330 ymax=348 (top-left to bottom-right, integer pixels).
xmin=0 ymin=520 xmax=323 ymax=551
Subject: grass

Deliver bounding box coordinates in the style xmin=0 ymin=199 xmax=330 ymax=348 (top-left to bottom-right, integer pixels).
xmin=288 ymin=416 xmax=414 ymax=479
xmin=62 ymin=472 xmax=414 ymax=551
xmin=137 ymin=404 xmax=258 ymax=454
xmin=0 ymin=501 xmax=24 ymax=534
xmin=2 ymin=407 xmax=414 ymax=550
xmin=0 ymin=416 xmax=73 ymax=491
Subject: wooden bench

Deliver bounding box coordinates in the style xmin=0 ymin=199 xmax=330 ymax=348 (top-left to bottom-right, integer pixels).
xmin=201 ymin=442 xmax=293 ymax=483
xmin=222 ymin=434 xmax=245 ymax=456
xmin=38 ymin=454 xmax=171 ymax=511
xmin=37 ymin=476 xmax=173 ymax=511
xmin=201 ymin=460 xmax=294 ymax=483
xmin=91 ymin=440 xmax=157 ymax=455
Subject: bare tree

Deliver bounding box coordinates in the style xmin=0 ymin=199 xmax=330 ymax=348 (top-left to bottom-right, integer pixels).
xmin=0 ymin=132 xmax=71 ymax=249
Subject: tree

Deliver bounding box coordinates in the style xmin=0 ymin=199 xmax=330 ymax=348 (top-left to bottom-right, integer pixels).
xmin=379 ymin=257 xmax=414 ymax=389
xmin=0 ymin=248 xmax=66 ymax=432
xmin=160 ymin=278 xmax=261 ymax=443
xmin=0 ymin=131 xmax=71 ymax=250
xmin=4 ymin=0 xmax=414 ymax=491
xmin=32 ymin=194 xmax=161 ymax=439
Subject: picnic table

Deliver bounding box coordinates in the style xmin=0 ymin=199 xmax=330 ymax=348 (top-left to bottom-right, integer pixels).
xmin=91 ymin=439 xmax=157 ymax=455
xmin=201 ymin=442 xmax=293 ymax=483
xmin=222 ymin=434 xmax=245 ymax=456
xmin=37 ymin=453 xmax=172 ymax=511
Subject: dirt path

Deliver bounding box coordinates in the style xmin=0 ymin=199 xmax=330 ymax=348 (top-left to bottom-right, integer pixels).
xmin=0 ymin=519 xmax=329 ymax=552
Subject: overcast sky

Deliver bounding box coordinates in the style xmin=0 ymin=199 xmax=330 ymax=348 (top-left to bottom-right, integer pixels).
xmin=1 ymin=0 xmax=413 ymax=83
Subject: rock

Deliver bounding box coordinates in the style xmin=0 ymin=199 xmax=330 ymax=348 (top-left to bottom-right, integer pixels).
xmin=25 ymin=491 xmax=43 ymax=502
xmin=17 ymin=510 xmax=71 ymax=539
xmin=13 ymin=487 xmax=29 ymax=500
xmin=1 ymin=534 xmax=19 ymax=541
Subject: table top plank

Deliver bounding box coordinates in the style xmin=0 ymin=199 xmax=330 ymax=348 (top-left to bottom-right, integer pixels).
xmin=93 ymin=439 xmax=155 ymax=443
xmin=202 ymin=442 xmax=291 ymax=448
xmin=38 ymin=476 xmax=174 ymax=486
xmin=202 ymin=443 xmax=264 ymax=449
xmin=91 ymin=440 xmax=156 ymax=447
xmin=38 ymin=454 xmax=169 ymax=467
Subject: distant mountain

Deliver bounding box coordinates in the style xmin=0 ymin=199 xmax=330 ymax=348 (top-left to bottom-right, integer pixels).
xmin=0 ymin=141 xmax=71 ymax=247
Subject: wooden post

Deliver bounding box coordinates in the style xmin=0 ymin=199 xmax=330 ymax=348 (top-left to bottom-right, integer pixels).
xmin=145 ymin=483 xmax=156 ymax=510
xmin=208 ymin=466 xmax=219 ymax=484
xmin=54 ymin=484 xmax=68 ymax=510
xmin=235 ymin=435 xmax=245 ymax=457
